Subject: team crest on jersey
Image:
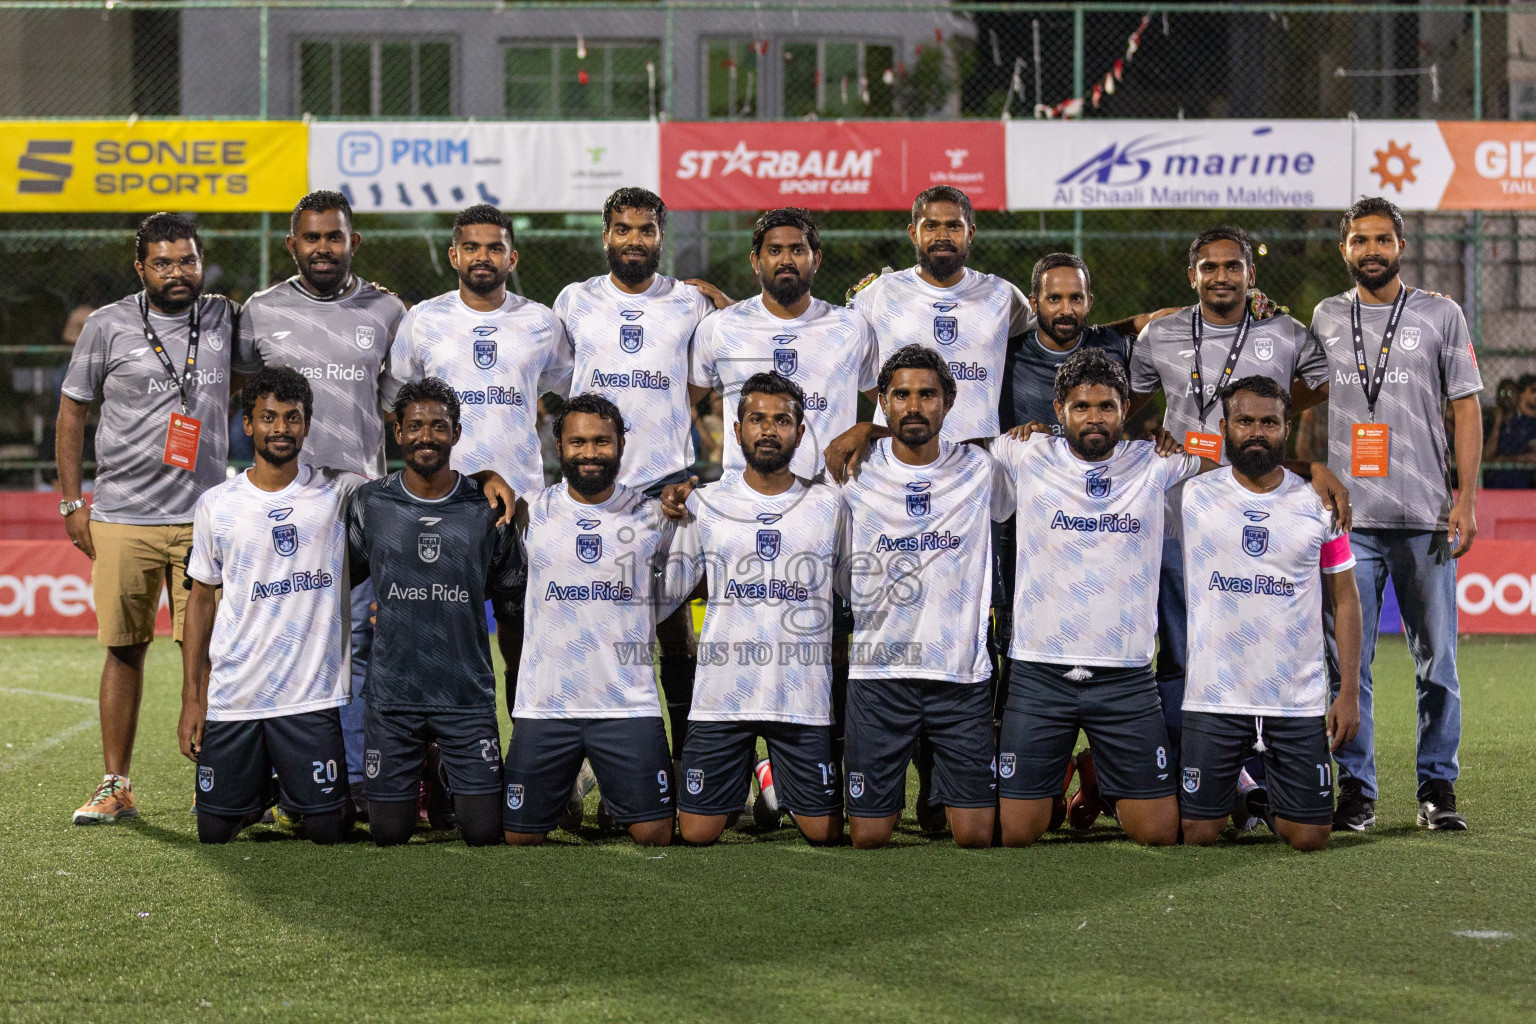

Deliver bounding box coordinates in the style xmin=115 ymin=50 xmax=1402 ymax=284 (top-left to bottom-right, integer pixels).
xmin=933 ymin=316 xmax=959 ymax=346
xmin=197 ymin=765 xmax=214 ymax=792
xmin=1399 ymin=326 xmax=1421 ymax=351
xmin=774 ymin=348 xmax=798 ymax=375
xmin=356 ymin=325 xmax=375 ymax=350
xmin=756 ymin=529 xmax=782 ymax=561
xmin=619 ymin=324 xmax=644 ymax=354
xmin=576 ymin=534 xmax=602 ymax=564
xmin=1253 ymin=336 xmax=1273 ymax=361
xmin=686 ymin=768 xmax=704 ymax=795
xmin=271 ymin=524 xmax=298 ymax=557
xmin=365 ymin=750 xmax=381 ymax=779
xmin=506 ymin=783 xmax=524 ymax=810
xmin=848 ymin=772 xmax=865 ymax=799
xmin=205 ymin=329 xmax=224 ymax=353
xmin=1242 ymin=525 xmax=1269 ymax=557
xmin=906 ymin=493 xmax=931 ymax=517
xmin=418 ymin=533 xmax=441 ymax=563
xmin=999 ymin=753 xmax=1016 ymax=779
xmin=1086 ymin=466 xmax=1111 ymax=498
xmin=473 ymin=338 xmax=497 ymax=369
xmin=1182 ymin=767 xmax=1201 ymax=793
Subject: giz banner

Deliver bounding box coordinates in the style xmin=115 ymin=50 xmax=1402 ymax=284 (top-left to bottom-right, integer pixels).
xmin=659 ymin=121 xmax=1007 ymax=211
xmin=1 ymin=120 xmax=307 ymax=212
xmin=1354 ymin=121 xmax=1536 ymax=211
xmin=0 ymin=542 xmax=170 ymax=637
xmin=308 ymin=121 xmax=658 ymax=213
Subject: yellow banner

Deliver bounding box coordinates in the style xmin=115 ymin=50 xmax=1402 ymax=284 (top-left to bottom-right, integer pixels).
xmin=0 ymin=120 xmax=307 ymax=212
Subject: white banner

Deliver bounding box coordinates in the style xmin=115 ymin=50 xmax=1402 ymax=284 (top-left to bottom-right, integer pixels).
xmin=308 ymin=121 xmax=659 ymax=213
xmin=1005 ymin=120 xmax=1355 ymax=211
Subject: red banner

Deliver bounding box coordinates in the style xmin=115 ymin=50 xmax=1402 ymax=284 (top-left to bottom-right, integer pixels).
xmin=1454 ymin=540 xmax=1536 ymax=634
xmin=659 ymin=121 xmax=1007 ymax=211
xmin=0 ymin=541 xmax=171 ymax=636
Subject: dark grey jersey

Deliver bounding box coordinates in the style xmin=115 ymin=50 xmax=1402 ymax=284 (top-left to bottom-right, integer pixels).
xmin=61 ymin=292 xmax=239 ymax=525
xmin=346 ymin=472 xmax=524 ymax=712
xmin=238 ymin=277 xmax=405 ymax=479
xmin=1000 ymin=325 xmax=1132 ymax=434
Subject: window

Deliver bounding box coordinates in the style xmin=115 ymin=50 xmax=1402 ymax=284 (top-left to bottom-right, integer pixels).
xmin=782 ymin=39 xmax=895 ymax=119
xmin=703 ymin=39 xmax=759 ymax=118
xmin=504 ymin=41 xmax=659 ymax=118
xmin=297 ymin=39 xmax=453 ymax=117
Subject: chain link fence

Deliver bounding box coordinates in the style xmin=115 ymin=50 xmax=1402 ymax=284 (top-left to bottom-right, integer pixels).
xmin=3 ymin=2 xmax=1535 ymax=487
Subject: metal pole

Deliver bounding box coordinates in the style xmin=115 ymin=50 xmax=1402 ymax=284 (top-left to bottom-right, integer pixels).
xmin=1072 ymin=4 xmax=1085 ymax=255
xmin=1470 ymin=7 xmax=1482 ymax=350
xmin=258 ymin=5 xmax=271 ymax=289
xmin=663 ymin=3 xmax=678 ymax=277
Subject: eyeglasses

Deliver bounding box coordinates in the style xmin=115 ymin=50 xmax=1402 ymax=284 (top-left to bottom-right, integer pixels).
xmin=145 ymin=255 xmax=203 ymax=274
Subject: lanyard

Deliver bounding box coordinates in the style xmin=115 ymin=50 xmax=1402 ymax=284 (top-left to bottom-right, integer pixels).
xmin=1189 ymin=305 xmax=1252 ymax=427
xmin=138 ymin=293 xmax=201 ymax=415
xmin=1350 ymin=285 xmax=1411 ymax=420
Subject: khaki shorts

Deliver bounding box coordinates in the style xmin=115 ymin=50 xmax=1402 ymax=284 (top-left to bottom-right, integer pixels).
xmin=89 ymin=520 xmax=193 ymax=647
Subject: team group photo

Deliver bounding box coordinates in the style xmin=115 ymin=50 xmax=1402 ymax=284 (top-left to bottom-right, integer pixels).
xmin=4 ymin=3 xmax=1534 ymax=1021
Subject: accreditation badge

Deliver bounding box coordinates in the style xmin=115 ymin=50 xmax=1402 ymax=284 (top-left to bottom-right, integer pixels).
xmin=1349 ymin=423 xmax=1389 ymax=477
xmin=162 ymin=412 xmax=202 ymax=471
xmin=1183 ymin=431 xmax=1223 ymax=461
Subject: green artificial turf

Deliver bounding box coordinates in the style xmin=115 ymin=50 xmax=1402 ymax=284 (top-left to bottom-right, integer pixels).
xmin=1 ymin=635 xmax=1533 ymax=1023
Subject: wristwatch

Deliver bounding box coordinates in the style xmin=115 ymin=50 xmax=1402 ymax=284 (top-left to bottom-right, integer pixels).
xmin=59 ymin=499 xmax=86 ymax=517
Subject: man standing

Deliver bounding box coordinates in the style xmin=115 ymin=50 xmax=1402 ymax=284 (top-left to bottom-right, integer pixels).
xmin=59 ymin=212 xmax=240 ymax=825
xmin=239 ymin=190 xmax=405 ymax=810
xmin=554 ymin=186 xmax=724 ymax=771
xmin=502 ymin=394 xmax=694 ymax=846
xmin=1128 ymin=226 xmax=1333 ymax=763
xmin=1312 ymin=196 xmax=1483 ymax=832
xmin=661 ymin=372 xmax=845 ymax=846
xmin=178 ymin=367 xmax=358 ymax=845
xmin=1179 ymin=376 xmax=1363 ymax=852
xmin=690 ymin=207 xmax=879 ymax=480
xmin=386 ymin=203 xmax=572 ymax=709
xmin=839 ymin=346 xmax=1012 ymax=849
xmin=347 ymin=378 xmax=523 ymax=847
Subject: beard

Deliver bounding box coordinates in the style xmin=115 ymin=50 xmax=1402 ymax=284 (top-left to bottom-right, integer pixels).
xmin=605 ymin=243 xmax=661 ymax=287
xmin=1201 ymin=286 xmax=1245 ymax=319
xmin=763 ymin=267 xmax=811 ymax=306
xmin=915 ymin=242 xmax=967 ymax=282
xmin=298 ymin=250 xmax=352 ymax=295
xmin=1348 ymin=253 xmax=1402 ymax=291
xmin=1038 ymin=314 xmax=1085 ymax=346
xmin=563 ymin=455 xmax=621 ymax=498
xmin=742 ymin=436 xmax=795 ymax=474
xmin=1228 ymin=437 xmax=1284 ymax=478
xmin=458 ymin=262 xmax=508 ymax=297
xmin=145 ymin=276 xmax=202 ymax=315
xmin=255 ymin=435 xmax=299 ymax=467
xmin=1066 ymin=423 xmax=1118 ymax=461
xmin=404 ymin=441 xmax=451 ymax=477
xmin=894 ymin=414 xmax=938 ymax=448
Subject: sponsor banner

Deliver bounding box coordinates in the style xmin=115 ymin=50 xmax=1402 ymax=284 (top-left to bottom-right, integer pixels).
xmin=1005 ymin=119 xmax=1354 ymax=210
xmin=308 ymin=121 xmax=658 ymax=213
xmin=1 ymin=121 xmax=306 ymax=212
xmin=0 ymin=541 xmax=170 ymax=636
xmin=1453 ymin=540 xmax=1536 ymax=634
xmin=1355 ymin=121 xmax=1536 ymax=211
xmin=659 ymin=121 xmax=1006 ymax=211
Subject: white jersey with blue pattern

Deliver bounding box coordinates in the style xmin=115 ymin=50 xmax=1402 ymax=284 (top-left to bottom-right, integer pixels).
xmin=385 ymin=290 xmax=573 ymax=496
xmin=993 ymin=434 xmax=1200 ymax=667
xmin=556 ymin=273 xmax=714 ymax=491
xmin=1181 ymin=468 xmax=1354 ymax=716
xmin=677 ymin=476 xmax=844 ymax=725
xmin=514 ymin=483 xmax=696 ymax=719
xmin=187 ymin=465 xmax=364 ymax=721
xmin=850 ymin=267 xmax=1033 ymax=441
xmin=841 ymin=440 xmax=1013 ymax=683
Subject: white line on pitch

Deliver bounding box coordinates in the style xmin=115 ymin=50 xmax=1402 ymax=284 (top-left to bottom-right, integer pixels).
xmin=0 ymin=686 xmax=98 ymax=772
xmin=0 ymin=686 xmax=96 ymax=707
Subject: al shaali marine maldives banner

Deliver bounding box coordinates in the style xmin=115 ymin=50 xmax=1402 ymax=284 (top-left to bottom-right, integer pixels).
xmin=308 ymin=121 xmax=659 ymax=213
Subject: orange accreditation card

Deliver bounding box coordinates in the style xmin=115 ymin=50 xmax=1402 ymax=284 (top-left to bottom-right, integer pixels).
xmin=162 ymin=412 xmax=202 ymax=471
xmin=1184 ymin=431 xmax=1222 ymax=461
xmin=1350 ymin=423 xmax=1389 ymax=477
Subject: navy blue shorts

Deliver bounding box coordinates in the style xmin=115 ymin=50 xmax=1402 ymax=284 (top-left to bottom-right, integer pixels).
xmin=195 ymin=708 xmax=348 ymax=817
xmin=843 ymin=677 xmax=996 ymax=817
xmin=999 ymin=660 xmax=1174 ymax=801
xmin=362 ymin=705 xmax=504 ymax=802
xmin=502 ymin=716 xmax=673 ymax=833
xmin=1180 ymin=711 xmax=1334 ymax=826
xmin=680 ymin=720 xmax=840 ymax=817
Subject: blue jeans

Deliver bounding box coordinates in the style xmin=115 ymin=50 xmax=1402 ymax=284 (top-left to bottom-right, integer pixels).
xmin=1155 ymin=535 xmax=1187 ymax=756
xmin=341 ymin=578 xmax=374 ymax=785
xmin=1323 ymin=529 xmax=1461 ymax=801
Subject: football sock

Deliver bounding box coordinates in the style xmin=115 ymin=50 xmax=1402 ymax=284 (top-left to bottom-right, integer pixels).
xmin=659 ymin=654 xmax=696 ymax=760
xmin=454 ymin=792 xmax=503 ymax=847
xmin=368 ymin=799 xmax=418 ymax=846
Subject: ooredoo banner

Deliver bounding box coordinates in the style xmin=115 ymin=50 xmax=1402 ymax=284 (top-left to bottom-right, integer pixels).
xmin=1452 ymin=540 xmax=1536 ymax=634
xmin=0 ymin=541 xmax=170 ymax=636
xmin=1354 ymin=121 xmax=1536 ymax=211
xmin=308 ymin=121 xmax=659 ymax=213
xmin=658 ymin=121 xmax=1007 ymax=211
